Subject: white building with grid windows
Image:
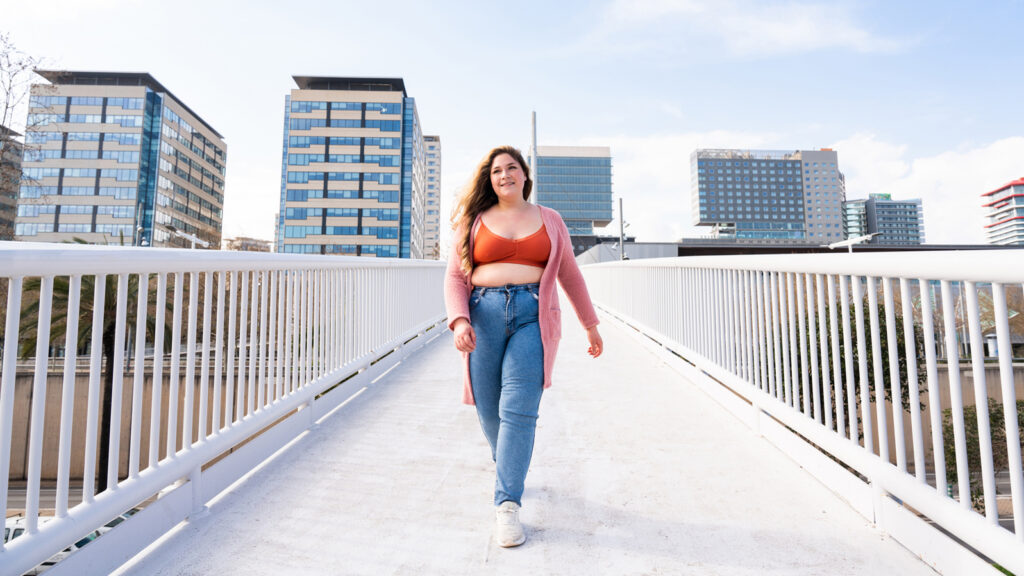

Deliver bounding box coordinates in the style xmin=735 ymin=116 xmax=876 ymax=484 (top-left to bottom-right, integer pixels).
xmin=423 ymin=135 xmax=440 ymax=259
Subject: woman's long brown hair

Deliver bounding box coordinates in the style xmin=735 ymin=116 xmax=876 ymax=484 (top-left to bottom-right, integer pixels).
xmin=451 ymin=146 xmax=533 ymax=274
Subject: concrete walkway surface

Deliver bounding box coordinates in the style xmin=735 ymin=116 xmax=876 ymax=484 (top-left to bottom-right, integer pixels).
xmin=114 ymin=306 xmax=937 ymax=575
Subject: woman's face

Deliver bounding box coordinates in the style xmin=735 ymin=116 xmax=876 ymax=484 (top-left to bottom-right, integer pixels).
xmin=490 ymin=153 xmax=526 ymax=201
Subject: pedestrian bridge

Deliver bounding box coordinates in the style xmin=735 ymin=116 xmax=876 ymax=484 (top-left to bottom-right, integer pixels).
xmin=1 ymin=244 xmax=1022 ymax=575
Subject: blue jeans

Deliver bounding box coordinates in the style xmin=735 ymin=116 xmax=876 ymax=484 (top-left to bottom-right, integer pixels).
xmin=469 ymin=283 xmax=544 ymax=507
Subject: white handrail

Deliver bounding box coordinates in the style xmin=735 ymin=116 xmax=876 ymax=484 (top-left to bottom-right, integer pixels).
xmin=588 ymin=249 xmax=1024 ymax=283
xmin=0 ymin=243 xmax=445 ymax=576
xmin=584 ymin=250 xmax=1024 ymax=574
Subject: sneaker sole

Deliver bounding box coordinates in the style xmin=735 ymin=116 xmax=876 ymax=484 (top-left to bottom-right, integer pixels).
xmin=496 ymin=534 xmax=526 ymax=548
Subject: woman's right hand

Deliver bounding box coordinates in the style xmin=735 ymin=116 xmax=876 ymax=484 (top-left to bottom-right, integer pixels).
xmin=453 ymin=317 xmax=476 ymax=353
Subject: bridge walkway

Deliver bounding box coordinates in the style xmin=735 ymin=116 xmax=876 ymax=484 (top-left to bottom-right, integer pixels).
xmin=114 ymin=310 xmax=936 ymax=575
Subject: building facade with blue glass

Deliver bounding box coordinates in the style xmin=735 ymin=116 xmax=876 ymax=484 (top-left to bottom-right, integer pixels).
xmin=15 ymin=71 xmax=227 ymax=248
xmin=276 ymin=76 xmax=426 ymax=258
xmin=533 ymin=146 xmax=613 ymax=236
xmin=691 ymin=148 xmax=845 ymax=243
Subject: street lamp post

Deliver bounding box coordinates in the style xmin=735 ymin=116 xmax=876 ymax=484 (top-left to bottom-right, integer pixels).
xmin=826 ymin=232 xmax=880 ymax=253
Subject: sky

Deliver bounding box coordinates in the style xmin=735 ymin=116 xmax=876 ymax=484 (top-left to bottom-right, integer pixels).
xmin=3 ymin=0 xmax=1023 ymax=247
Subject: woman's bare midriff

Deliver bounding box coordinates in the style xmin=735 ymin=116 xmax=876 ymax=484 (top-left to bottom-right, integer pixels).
xmin=471 ymin=262 xmax=543 ymax=287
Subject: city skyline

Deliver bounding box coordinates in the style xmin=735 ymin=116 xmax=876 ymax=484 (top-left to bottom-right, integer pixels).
xmin=3 ymin=0 xmax=1022 ymax=247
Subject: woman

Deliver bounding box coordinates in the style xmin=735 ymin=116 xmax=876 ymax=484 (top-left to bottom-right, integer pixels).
xmin=444 ymin=145 xmax=603 ymax=547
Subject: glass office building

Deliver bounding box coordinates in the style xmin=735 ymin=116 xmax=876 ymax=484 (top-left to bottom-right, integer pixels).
xmin=691 ymin=148 xmax=845 ymax=243
xmin=15 ymin=71 xmax=227 ymax=248
xmin=533 ymin=146 xmax=613 ymax=235
xmin=276 ymin=76 xmax=426 ymax=258
xmin=983 ymin=177 xmax=1024 ymax=246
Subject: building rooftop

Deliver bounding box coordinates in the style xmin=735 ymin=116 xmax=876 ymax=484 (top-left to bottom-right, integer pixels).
xmin=692 ymin=148 xmax=837 ymax=162
xmin=0 ymin=125 xmax=22 ymax=139
xmin=292 ymin=76 xmax=406 ymax=95
xmin=536 ymin=145 xmax=611 ymax=158
xmin=982 ymin=177 xmax=1024 ymax=198
xmin=34 ymin=69 xmax=225 ymax=139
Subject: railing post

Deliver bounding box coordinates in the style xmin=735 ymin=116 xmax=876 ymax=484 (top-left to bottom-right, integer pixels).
xmin=0 ymin=245 xmax=448 ymax=574
xmin=189 ymin=466 xmax=209 ymax=520
xmin=581 ymin=254 xmax=1024 ymax=575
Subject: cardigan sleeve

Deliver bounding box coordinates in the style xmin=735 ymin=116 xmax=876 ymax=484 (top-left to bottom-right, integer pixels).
xmin=444 ymin=228 xmax=472 ymax=331
xmin=553 ymin=214 xmax=600 ymax=330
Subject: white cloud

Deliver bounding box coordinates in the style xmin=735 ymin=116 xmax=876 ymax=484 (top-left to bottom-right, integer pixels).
xmin=829 ymin=133 xmax=911 ymax=192
xmin=833 ymin=134 xmax=1024 ymax=244
xmin=711 ymin=2 xmax=907 ymax=56
xmin=574 ymin=0 xmax=908 ymax=61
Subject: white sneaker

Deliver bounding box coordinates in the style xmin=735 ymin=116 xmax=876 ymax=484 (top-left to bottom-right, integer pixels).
xmin=495 ymin=501 xmax=526 ymax=547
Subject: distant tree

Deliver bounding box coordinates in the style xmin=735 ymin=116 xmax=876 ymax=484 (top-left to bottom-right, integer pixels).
xmin=0 ymin=30 xmax=43 ymax=180
xmin=808 ymin=290 xmax=927 ymax=431
xmin=943 ymin=398 xmax=1024 ymax=514
xmin=17 ymin=239 xmax=177 ymax=490
xmin=1 ymin=32 xmax=49 ymax=331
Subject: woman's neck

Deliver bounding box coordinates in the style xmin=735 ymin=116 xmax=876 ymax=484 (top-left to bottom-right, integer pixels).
xmin=494 ymin=197 xmax=530 ymax=212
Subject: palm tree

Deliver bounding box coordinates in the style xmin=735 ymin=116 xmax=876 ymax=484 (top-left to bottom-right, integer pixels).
xmin=17 ymin=264 xmax=177 ymax=491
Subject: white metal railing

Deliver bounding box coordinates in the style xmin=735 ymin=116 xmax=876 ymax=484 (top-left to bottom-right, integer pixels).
xmin=0 ymin=241 xmax=445 ymax=576
xmin=584 ymin=250 xmax=1024 ymax=575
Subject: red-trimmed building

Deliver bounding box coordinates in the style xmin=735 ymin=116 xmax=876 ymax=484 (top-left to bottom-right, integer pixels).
xmin=983 ymin=177 xmax=1024 ymax=245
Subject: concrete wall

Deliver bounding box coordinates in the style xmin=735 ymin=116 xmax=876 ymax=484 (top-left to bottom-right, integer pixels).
xmin=6 ymin=361 xmax=246 ymax=482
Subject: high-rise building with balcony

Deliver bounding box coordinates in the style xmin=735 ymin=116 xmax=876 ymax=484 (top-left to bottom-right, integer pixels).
xmin=0 ymin=126 xmax=21 ymax=241
xmin=983 ymin=177 xmax=1024 ymax=246
xmin=691 ymin=148 xmax=846 ymax=243
xmin=843 ymin=200 xmax=867 ymax=239
xmin=15 ymin=71 xmax=227 ymax=248
xmin=843 ymin=193 xmax=924 ymax=245
xmin=423 ymin=135 xmax=441 ymax=259
xmin=276 ymin=76 xmax=426 ymax=258
xmin=532 ymin=146 xmax=613 ymax=236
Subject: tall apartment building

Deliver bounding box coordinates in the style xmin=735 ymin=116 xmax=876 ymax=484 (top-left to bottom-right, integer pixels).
xmin=843 ymin=193 xmax=925 ymax=245
xmin=983 ymin=177 xmax=1024 ymax=246
xmin=276 ymin=76 xmax=426 ymax=258
xmin=423 ymin=135 xmax=441 ymax=259
xmin=691 ymin=148 xmax=845 ymax=243
xmin=843 ymin=200 xmax=867 ymax=239
xmin=15 ymin=71 xmax=226 ymax=248
xmin=532 ymin=146 xmax=613 ymax=235
xmin=0 ymin=126 xmax=21 ymax=241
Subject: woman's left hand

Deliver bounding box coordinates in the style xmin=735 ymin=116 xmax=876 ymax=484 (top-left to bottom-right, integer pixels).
xmin=586 ymin=326 xmax=603 ymax=358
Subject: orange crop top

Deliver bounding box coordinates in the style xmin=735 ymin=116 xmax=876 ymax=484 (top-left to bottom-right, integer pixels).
xmin=473 ymin=220 xmax=551 ymax=268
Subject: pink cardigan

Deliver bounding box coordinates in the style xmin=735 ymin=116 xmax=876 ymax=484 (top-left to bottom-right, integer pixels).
xmin=444 ymin=205 xmax=600 ymax=405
